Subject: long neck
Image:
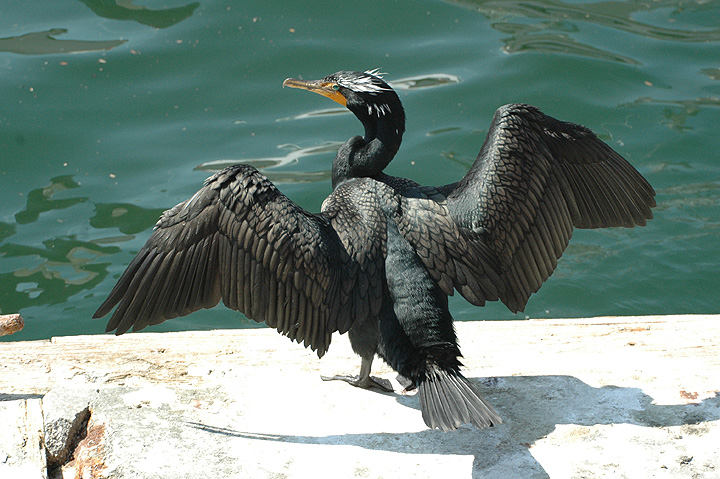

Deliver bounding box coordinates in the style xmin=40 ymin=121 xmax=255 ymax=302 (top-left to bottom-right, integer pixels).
xmin=332 ymin=105 xmax=405 ymax=189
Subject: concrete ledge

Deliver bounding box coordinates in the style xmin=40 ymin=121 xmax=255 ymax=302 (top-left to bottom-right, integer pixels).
xmin=1 ymin=315 xmax=718 ymax=478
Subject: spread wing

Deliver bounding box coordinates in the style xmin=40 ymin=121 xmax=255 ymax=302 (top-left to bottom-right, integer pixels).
xmin=385 ymin=104 xmax=654 ymax=314
xmin=443 ymin=103 xmax=656 ymax=312
xmin=94 ymin=165 xmax=381 ymax=356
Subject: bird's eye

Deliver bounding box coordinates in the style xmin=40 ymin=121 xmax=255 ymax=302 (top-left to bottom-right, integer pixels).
xmin=332 ymin=84 xmax=340 ymax=91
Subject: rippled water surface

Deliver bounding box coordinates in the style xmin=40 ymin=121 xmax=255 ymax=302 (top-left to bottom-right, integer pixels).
xmin=1 ymin=0 xmax=719 ymax=341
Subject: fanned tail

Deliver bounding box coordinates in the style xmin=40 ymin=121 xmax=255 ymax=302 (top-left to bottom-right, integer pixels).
xmin=418 ymin=365 xmax=501 ymax=432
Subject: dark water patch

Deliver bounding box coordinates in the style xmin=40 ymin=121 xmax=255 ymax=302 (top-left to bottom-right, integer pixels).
xmin=15 ymin=176 xmax=87 ymax=225
xmin=78 ymin=0 xmax=200 ymax=29
xmin=0 ymin=237 xmax=118 ymax=314
xmin=0 ymin=29 xmax=126 ymax=55
xmin=90 ymin=203 xmax=166 ymax=236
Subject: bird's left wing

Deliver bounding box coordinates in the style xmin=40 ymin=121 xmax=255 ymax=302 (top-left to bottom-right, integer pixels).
xmin=94 ymin=165 xmax=350 ymax=356
xmin=444 ymin=104 xmax=656 ymax=312
xmin=385 ymin=104 xmax=655 ymax=314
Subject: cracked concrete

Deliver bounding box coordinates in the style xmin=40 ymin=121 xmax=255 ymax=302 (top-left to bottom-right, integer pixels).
xmin=1 ymin=315 xmax=719 ymax=478
xmin=43 ymin=388 xmax=96 ymax=476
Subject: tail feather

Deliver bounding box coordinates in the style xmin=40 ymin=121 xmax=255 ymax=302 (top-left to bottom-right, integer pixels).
xmin=418 ymin=366 xmax=501 ymax=432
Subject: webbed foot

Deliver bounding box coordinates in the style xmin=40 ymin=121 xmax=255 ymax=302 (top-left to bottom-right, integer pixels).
xmin=321 ymin=373 xmax=394 ymax=392
xmin=320 ymin=356 xmax=395 ymax=392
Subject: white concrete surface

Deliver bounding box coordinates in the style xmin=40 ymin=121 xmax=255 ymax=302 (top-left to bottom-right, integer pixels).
xmin=1 ymin=315 xmax=718 ymax=478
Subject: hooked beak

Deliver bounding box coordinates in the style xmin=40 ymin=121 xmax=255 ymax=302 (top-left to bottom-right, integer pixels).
xmin=283 ymin=78 xmax=347 ymax=106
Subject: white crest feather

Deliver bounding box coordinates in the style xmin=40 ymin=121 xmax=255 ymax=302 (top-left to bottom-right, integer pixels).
xmin=364 ymin=68 xmax=386 ymax=78
xmin=336 ymin=69 xmax=391 ymax=94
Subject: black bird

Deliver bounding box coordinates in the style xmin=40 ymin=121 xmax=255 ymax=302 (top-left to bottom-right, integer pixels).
xmin=94 ymin=70 xmax=655 ymax=431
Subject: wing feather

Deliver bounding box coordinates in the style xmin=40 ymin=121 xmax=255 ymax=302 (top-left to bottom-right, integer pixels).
xmin=389 ymin=189 xmax=504 ymax=307
xmin=446 ymin=103 xmax=655 ymax=312
xmin=94 ymin=164 xmax=379 ymax=357
xmin=381 ymin=104 xmax=654 ymax=314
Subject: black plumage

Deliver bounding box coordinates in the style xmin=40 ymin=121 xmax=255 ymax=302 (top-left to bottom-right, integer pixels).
xmin=94 ymin=70 xmax=655 ymax=431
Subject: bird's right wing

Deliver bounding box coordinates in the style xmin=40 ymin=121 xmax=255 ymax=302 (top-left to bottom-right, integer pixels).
xmin=94 ymin=164 xmax=365 ymax=357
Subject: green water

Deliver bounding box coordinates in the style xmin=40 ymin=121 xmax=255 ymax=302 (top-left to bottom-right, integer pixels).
xmin=1 ymin=0 xmax=719 ymax=342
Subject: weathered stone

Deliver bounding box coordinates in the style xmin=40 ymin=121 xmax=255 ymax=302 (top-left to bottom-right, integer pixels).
xmin=0 ymin=397 xmax=46 ymax=479
xmin=60 ymin=422 xmax=107 ymax=479
xmin=0 ymin=315 xmax=718 ymax=478
xmin=43 ymin=390 xmax=98 ymax=478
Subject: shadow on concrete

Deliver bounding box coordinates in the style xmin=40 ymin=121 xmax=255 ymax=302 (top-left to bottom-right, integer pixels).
xmin=0 ymin=393 xmax=44 ymax=401
xmin=186 ymin=375 xmax=720 ymax=478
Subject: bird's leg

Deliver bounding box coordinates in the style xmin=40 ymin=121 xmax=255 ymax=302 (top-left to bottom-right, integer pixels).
xmin=321 ymin=356 xmax=394 ymax=392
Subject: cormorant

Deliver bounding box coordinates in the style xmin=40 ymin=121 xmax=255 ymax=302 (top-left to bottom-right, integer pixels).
xmin=94 ymin=70 xmax=655 ymax=432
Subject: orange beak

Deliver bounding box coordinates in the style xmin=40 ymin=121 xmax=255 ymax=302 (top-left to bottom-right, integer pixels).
xmin=283 ymin=78 xmax=347 ymax=106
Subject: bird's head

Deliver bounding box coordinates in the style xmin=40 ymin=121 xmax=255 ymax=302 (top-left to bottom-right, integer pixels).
xmin=284 ymin=69 xmax=405 ymax=186
xmin=284 ymin=69 xmax=402 ymax=124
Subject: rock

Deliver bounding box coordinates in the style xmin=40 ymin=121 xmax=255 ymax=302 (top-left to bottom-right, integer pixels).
xmin=42 ymin=388 xmax=98 ymax=477
xmin=0 ymin=314 xmax=24 ymax=337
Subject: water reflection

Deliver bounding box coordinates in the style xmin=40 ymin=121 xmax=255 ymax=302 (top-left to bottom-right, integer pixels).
xmin=390 ymin=73 xmax=461 ymax=90
xmin=451 ymin=0 xmax=720 ymax=63
xmin=427 ymin=126 xmax=463 ymax=136
xmin=501 ymin=29 xmax=638 ymax=64
xmin=78 ymin=0 xmax=200 ymax=29
xmin=15 ymin=175 xmax=87 ymax=225
xmin=0 ymin=236 xmax=118 ymax=314
xmin=622 ymin=96 xmax=720 ymax=131
xmin=90 ymin=203 xmax=165 ymax=235
xmin=276 ymin=108 xmax=350 ymax=122
xmin=0 ymin=0 xmax=200 ymax=57
xmin=0 ymin=222 xmax=15 ymax=243
xmin=0 ymin=28 xmax=126 ymax=55
xmin=195 ymin=142 xmax=341 ymax=183
xmin=701 ymin=68 xmax=720 ymax=81
xmin=0 ymin=176 xmax=164 ymax=316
